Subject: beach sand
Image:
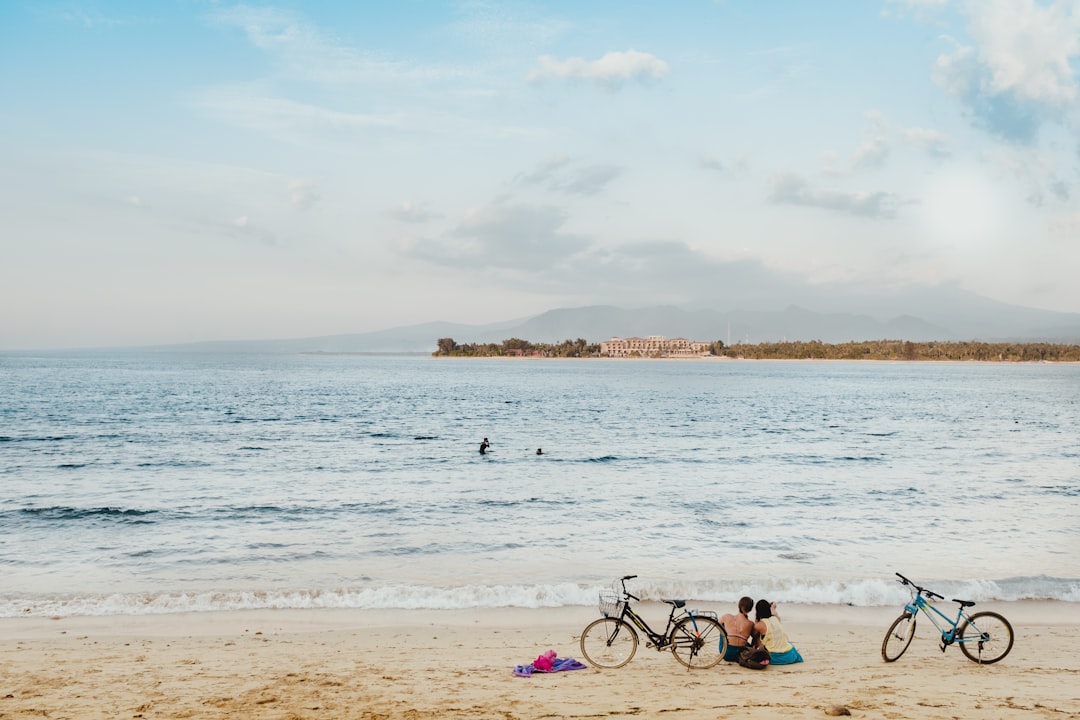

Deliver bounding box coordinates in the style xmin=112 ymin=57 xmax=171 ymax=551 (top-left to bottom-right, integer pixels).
xmin=1 ymin=602 xmax=1076 ymax=719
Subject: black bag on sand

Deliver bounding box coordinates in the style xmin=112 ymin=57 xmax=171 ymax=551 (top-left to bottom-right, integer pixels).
xmin=738 ymin=646 xmax=771 ymax=670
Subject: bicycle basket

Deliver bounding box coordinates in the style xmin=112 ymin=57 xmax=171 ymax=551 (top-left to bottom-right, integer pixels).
xmin=598 ymin=590 xmax=625 ymax=618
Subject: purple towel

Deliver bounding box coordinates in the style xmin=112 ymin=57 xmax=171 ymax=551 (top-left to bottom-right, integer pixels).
xmin=513 ymin=657 xmax=588 ymax=677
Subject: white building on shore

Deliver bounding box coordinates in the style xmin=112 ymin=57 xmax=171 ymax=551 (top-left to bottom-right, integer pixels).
xmin=599 ymin=335 xmax=711 ymax=358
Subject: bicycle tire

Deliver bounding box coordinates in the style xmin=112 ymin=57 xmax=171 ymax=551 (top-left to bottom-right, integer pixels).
xmin=580 ymin=617 xmax=638 ymax=669
xmin=958 ymin=611 xmax=1014 ymax=664
xmin=669 ymin=615 xmax=727 ymax=669
xmin=881 ymin=612 xmax=916 ymax=662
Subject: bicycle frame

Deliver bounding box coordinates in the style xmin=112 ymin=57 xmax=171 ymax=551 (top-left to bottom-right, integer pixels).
xmin=905 ymin=592 xmax=967 ymax=646
xmin=618 ymin=601 xmax=682 ymax=649
xmin=607 ymin=575 xmax=715 ymax=650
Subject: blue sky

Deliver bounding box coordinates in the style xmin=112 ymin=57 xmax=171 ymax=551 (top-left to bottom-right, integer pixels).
xmin=1 ymin=0 xmax=1078 ymax=349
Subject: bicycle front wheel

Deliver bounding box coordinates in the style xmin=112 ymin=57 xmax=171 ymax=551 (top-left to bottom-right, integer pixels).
xmin=580 ymin=617 xmax=638 ymax=668
xmin=958 ymin=611 xmax=1014 ymax=664
xmin=881 ymin=612 xmax=916 ymax=662
xmin=669 ymin=615 xmax=727 ymax=669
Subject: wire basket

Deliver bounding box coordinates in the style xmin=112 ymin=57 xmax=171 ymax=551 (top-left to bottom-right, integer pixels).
xmin=598 ymin=590 xmax=625 ymax=618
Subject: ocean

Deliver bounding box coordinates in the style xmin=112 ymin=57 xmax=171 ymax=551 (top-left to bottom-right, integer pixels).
xmin=1 ymin=351 xmax=1077 ymax=617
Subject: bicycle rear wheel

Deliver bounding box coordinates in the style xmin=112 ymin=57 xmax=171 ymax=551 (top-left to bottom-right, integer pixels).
xmin=580 ymin=617 xmax=638 ymax=668
xmin=958 ymin=611 xmax=1014 ymax=664
xmin=669 ymin=615 xmax=727 ymax=669
xmin=881 ymin=612 xmax=916 ymax=662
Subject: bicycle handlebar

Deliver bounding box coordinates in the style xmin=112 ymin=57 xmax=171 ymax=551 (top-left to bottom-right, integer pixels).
xmin=895 ymin=572 xmax=943 ymax=600
xmin=619 ymin=575 xmax=640 ymax=601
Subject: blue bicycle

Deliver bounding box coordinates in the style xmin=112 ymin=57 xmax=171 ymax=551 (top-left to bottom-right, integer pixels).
xmin=882 ymin=573 xmax=1014 ymax=664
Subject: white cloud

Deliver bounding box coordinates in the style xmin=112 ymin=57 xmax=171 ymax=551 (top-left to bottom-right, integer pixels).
xmin=516 ymin=155 xmax=574 ymax=186
xmin=208 ymin=5 xmax=468 ymax=86
xmin=824 ymin=111 xmax=952 ymax=177
xmin=1047 ymin=211 xmax=1080 ymax=238
xmin=561 ymin=164 xmax=622 ymax=195
xmin=699 ymin=152 xmax=750 ymax=176
xmin=822 ymin=111 xmax=892 ymax=175
xmin=983 ymin=143 xmax=1071 ymax=206
xmin=933 ymin=0 xmax=1080 ymax=140
xmin=902 ymin=126 xmax=952 ymax=157
xmin=852 ymin=135 xmax=891 ymax=170
xmin=386 ymin=200 xmax=441 ymax=224
xmin=514 ymin=157 xmax=622 ymax=195
xmin=288 ymin=180 xmax=319 ymax=210
xmin=967 ymin=0 xmax=1080 ymax=107
xmin=529 ymin=50 xmax=669 ymax=90
xmin=226 ymin=215 xmax=279 ymax=246
xmin=196 ymin=88 xmax=406 ymax=136
xmin=699 ymin=154 xmax=725 ymax=172
xmin=767 ymin=173 xmax=900 ymax=219
xmin=404 ymin=202 xmax=588 ymax=270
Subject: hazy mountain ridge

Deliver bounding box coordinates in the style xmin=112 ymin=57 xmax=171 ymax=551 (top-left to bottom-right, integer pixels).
xmin=144 ymin=286 xmax=1080 ymax=354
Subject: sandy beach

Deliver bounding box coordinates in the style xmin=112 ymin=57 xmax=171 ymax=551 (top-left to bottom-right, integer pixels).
xmin=1 ymin=602 xmax=1076 ymax=719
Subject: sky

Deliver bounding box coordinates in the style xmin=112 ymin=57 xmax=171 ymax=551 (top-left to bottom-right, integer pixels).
xmin=1 ymin=0 xmax=1079 ymax=350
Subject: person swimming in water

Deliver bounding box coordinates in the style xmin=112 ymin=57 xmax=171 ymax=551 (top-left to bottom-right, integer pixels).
xmin=536 ymin=448 xmax=542 ymax=455
xmin=479 ymin=438 xmax=490 ymax=454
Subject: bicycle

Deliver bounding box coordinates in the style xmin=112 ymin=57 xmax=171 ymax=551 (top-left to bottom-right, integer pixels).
xmin=881 ymin=572 xmax=1014 ymax=664
xmin=579 ymin=575 xmax=728 ymax=669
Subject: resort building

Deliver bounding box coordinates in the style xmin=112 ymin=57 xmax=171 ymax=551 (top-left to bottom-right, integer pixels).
xmin=599 ymin=335 xmax=712 ymax=358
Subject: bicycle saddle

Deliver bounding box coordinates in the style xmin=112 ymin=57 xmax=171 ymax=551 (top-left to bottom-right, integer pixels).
xmin=664 ymin=599 xmax=686 ymax=608
xmin=954 ymin=599 xmax=976 ymax=607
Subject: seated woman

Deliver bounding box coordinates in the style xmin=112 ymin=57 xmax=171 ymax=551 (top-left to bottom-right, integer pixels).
xmin=720 ymin=596 xmax=756 ymax=662
xmin=752 ymin=599 xmax=804 ymax=665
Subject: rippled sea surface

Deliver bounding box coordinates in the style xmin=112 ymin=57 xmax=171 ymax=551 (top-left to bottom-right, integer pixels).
xmin=2 ymin=351 xmax=1077 ymax=616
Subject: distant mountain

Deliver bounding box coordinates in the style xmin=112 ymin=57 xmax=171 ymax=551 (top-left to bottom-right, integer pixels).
xmin=456 ymin=291 xmax=1080 ymax=346
xmin=467 ymin=304 xmax=953 ymax=345
xmin=152 ymin=287 xmax=1080 ymax=353
xmin=797 ymin=285 xmax=1080 ymax=342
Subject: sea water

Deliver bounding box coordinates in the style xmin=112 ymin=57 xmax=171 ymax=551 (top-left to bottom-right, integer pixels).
xmin=1 ymin=352 xmax=1077 ymax=617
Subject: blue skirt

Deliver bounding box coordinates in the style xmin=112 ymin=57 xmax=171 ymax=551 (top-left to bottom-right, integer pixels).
xmin=768 ymin=646 xmax=804 ymax=665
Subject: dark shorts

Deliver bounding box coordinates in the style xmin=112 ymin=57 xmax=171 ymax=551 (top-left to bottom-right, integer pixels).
xmin=724 ymin=643 xmax=746 ymax=662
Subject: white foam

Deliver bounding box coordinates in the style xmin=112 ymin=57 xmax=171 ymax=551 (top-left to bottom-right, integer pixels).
xmin=3 ymin=575 xmax=1077 ymax=618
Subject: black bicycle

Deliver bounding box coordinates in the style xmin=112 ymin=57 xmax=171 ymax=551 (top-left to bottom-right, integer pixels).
xmin=579 ymin=575 xmax=728 ymax=669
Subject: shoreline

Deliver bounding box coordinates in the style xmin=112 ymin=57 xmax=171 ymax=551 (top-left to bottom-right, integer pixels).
xmin=430 ymin=354 xmax=1080 ymax=363
xmin=2 ymin=602 xmax=1076 ymax=719
xmin=4 ymin=599 xmax=1078 ymax=639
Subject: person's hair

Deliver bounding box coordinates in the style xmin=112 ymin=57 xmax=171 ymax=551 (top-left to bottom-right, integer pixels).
xmin=755 ymin=599 xmax=772 ymax=620
xmin=738 ymin=596 xmax=754 ymax=614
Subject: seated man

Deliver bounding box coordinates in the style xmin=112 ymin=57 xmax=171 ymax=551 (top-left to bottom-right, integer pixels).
xmin=720 ymin=596 xmax=756 ymax=662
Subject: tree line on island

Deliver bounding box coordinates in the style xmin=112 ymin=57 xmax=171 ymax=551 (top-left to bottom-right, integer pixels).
xmin=434 ymin=337 xmax=1080 ymax=362
xmin=436 ymin=337 xmax=600 ymax=357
